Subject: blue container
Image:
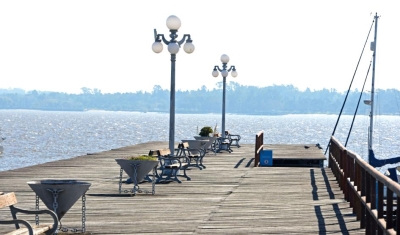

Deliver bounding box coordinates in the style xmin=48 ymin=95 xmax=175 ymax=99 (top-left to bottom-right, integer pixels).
xmin=260 ymin=150 xmax=273 ymax=166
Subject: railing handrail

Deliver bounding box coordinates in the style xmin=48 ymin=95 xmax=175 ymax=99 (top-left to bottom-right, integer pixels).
xmin=329 ymin=136 xmax=400 ymax=234
xmin=330 ymin=136 xmax=400 ymax=195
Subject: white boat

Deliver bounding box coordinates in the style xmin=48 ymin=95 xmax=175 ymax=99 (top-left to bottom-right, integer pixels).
xmin=365 ymin=13 xmax=400 ymax=181
xmin=327 ymin=13 xmax=400 ymax=181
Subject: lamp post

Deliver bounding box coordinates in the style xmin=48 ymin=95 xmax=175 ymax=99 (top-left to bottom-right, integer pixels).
xmin=212 ymin=54 xmax=238 ymax=139
xmin=152 ymin=15 xmax=195 ymax=155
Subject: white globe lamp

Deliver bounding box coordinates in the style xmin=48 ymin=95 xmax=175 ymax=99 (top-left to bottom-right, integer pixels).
xmin=168 ymin=42 xmax=180 ymax=54
xmin=221 ymin=70 xmax=229 ymax=77
xmin=221 ymin=54 xmax=230 ymax=63
xmin=166 ymin=15 xmax=181 ymax=30
xmin=231 ymin=70 xmax=238 ymax=77
xmin=212 ymin=70 xmax=219 ymax=77
xmin=152 ymin=41 xmax=163 ymax=53
xmin=183 ymin=42 xmax=195 ymax=53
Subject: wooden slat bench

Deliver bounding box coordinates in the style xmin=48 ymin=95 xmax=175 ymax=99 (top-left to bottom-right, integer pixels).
xmin=0 ymin=192 xmax=58 ymax=235
xmin=225 ymin=130 xmax=241 ymax=148
xmin=179 ymin=142 xmax=207 ymax=170
xmin=155 ymin=148 xmax=191 ymax=183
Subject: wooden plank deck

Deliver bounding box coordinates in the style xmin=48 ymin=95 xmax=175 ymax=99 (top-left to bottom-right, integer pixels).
xmin=0 ymin=142 xmax=365 ymax=234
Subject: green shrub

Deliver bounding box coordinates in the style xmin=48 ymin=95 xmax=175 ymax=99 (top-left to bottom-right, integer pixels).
xmin=126 ymin=155 xmax=158 ymax=161
xmin=199 ymin=126 xmax=213 ymax=137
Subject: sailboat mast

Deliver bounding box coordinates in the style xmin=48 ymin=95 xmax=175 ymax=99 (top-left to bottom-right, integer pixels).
xmin=369 ymin=13 xmax=378 ymax=151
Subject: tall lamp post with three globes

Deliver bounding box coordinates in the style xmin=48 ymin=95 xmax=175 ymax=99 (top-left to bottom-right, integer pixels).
xmin=212 ymin=54 xmax=238 ymax=139
xmin=152 ymin=15 xmax=195 ymax=155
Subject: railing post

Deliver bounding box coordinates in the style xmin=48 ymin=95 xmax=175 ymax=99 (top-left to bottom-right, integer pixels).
xmin=397 ymin=196 xmax=400 ymax=233
xmin=342 ymin=150 xmax=348 ymax=201
xmin=377 ymin=181 xmax=383 ymax=219
xmin=254 ymin=133 xmax=259 ymax=167
xmin=386 ymin=188 xmax=394 ymax=230
xmin=365 ymin=174 xmax=372 ymax=233
xmin=348 ymin=155 xmax=354 ymax=208
xmin=360 ymin=167 xmax=366 ymax=229
xmin=369 ymin=174 xmax=377 ymax=233
xmin=338 ymin=148 xmax=344 ymax=190
xmin=355 ymin=163 xmax=362 ymax=220
xmin=254 ymin=131 xmax=263 ymax=167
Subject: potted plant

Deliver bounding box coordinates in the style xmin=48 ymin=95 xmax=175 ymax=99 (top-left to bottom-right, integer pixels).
xmin=199 ymin=126 xmax=213 ymax=137
xmin=195 ymin=126 xmax=219 ymax=153
xmin=115 ymin=155 xmax=159 ymax=184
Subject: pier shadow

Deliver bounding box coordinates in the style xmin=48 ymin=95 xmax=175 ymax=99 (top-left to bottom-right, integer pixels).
xmin=234 ymin=158 xmax=246 ymax=168
xmin=310 ymin=169 xmax=318 ymax=200
xmin=233 ymin=158 xmax=254 ymax=168
xmin=245 ymin=158 xmax=254 ymax=167
xmin=321 ymin=168 xmax=335 ymax=199
xmin=311 ymin=168 xmax=350 ymax=234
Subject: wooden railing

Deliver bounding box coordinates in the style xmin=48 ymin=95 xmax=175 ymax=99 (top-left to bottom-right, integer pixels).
xmin=329 ymin=136 xmax=400 ymax=234
xmin=254 ymin=131 xmax=264 ymax=167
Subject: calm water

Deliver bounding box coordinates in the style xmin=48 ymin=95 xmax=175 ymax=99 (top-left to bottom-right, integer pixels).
xmin=1 ymin=109 xmax=400 ymax=172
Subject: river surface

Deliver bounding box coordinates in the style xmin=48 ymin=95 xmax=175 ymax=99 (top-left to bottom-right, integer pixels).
xmin=1 ymin=109 xmax=400 ymax=172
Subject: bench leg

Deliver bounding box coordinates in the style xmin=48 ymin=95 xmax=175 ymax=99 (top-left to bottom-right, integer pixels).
xmin=200 ymin=157 xmax=206 ymax=169
xmin=189 ymin=157 xmax=203 ymax=170
xmin=156 ymin=168 xmax=179 ymax=183
xmin=177 ymin=167 xmax=191 ymax=181
xmin=217 ymin=144 xmax=232 ymax=153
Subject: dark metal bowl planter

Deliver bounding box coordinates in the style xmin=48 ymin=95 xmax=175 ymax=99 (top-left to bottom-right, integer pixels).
xmin=27 ymin=179 xmax=91 ymax=233
xmin=115 ymin=156 xmax=159 ymax=195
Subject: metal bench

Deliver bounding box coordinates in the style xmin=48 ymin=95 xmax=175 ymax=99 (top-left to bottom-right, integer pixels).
xmin=0 ymin=192 xmax=58 ymax=235
xmin=225 ymin=130 xmax=241 ymax=148
xmin=179 ymin=142 xmax=207 ymax=170
xmin=155 ymin=148 xmax=191 ymax=183
xmin=216 ymin=136 xmax=233 ymax=153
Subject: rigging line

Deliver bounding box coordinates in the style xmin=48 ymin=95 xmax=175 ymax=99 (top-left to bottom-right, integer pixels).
xmin=345 ymin=59 xmax=372 ymax=147
xmin=324 ymin=17 xmax=376 ymax=155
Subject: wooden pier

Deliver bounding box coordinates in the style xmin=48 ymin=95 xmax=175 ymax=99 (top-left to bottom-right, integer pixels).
xmin=0 ymin=142 xmax=365 ymax=234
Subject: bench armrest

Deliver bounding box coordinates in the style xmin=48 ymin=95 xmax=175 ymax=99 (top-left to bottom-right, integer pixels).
xmin=0 ymin=219 xmax=34 ymax=234
xmin=229 ymin=134 xmax=241 ymax=140
xmin=158 ymin=155 xmax=190 ymax=167
xmin=181 ymin=147 xmax=206 ymax=157
xmin=8 ymin=205 xmax=58 ymax=234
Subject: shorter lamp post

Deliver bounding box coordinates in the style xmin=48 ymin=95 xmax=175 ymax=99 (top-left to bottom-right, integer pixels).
xmin=152 ymin=15 xmax=195 ymax=155
xmin=212 ymin=54 xmax=238 ymax=139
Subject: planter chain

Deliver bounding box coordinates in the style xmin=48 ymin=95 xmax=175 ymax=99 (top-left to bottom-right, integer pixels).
xmin=131 ymin=163 xmax=140 ymax=195
xmin=82 ymin=193 xmax=86 ymax=233
xmin=47 ymin=188 xmax=64 ymax=214
xmin=35 ymin=194 xmax=39 ymax=225
xmin=119 ymin=168 xmax=123 ymax=194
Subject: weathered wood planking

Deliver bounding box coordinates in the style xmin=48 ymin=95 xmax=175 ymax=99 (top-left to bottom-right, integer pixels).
xmin=0 ymin=142 xmax=364 ymax=234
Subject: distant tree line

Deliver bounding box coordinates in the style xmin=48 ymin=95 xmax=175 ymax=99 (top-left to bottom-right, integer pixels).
xmin=1 ymin=82 xmax=400 ymax=115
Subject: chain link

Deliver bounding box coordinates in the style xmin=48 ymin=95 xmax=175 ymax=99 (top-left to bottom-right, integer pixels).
xmin=47 ymin=188 xmax=64 ymax=214
xmin=35 ymin=194 xmax=39 ymax=225
xmin=82 ymin=193 xmax=86 ymax=233
xmin=119 ymin=168 xmax=123 ymax=194
xmin=119 ymin=162 xmax=157 ymax=195
xmin=131 ymin=163 xmax=140 ymax=195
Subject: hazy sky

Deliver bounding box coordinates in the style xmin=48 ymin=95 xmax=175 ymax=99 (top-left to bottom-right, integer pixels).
xmin=0 ymin=1 xmax=399 ymax=94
